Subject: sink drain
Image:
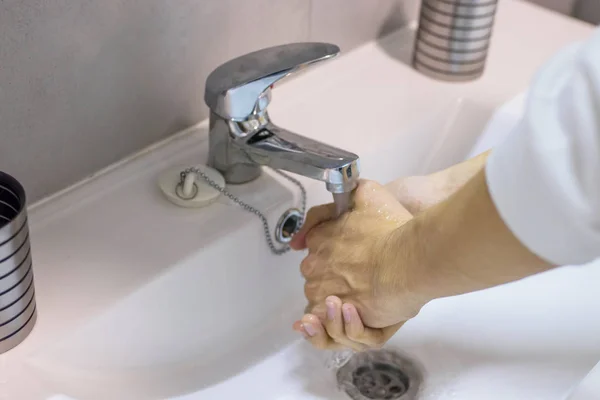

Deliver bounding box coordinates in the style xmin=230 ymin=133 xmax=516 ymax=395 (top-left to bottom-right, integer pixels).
xmin=275 ymin=208 xmax=303 ymax=244
xmin=337 ymin=349 xmax=422 ymax=400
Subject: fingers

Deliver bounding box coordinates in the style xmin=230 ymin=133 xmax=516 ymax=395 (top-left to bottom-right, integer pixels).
xmin=324 ymin=296 xmax=366 ymax=352
xmin=293 ymin=314 xmax=344 ymax=350
xmin=295 ymin=298 xmax=405 ymax=351
xmin=342 ymin=303 xmax=404 ymax=348
xmin=290 ymin=203 xmax=337 ymax=250
xmin=341 ymin=303 xmax=366 ymax=342
xmin=324 ymin=296 xmax=353 ymax=346
xmin=323 ymin=298 xmax=374 ymax=349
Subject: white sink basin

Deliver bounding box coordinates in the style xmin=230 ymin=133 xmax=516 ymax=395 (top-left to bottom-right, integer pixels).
xmin=165 ymin=261 xmax=600 ymax=400
xmin=16 ymin=93 xmax=600 ymax=400
xmin=167 ymin=95 xmax=600 ymax=400
xmin=4 ymin=4 xmax=598 ymax=398
xmin=20 ymin=97 xmax=496 ymax=400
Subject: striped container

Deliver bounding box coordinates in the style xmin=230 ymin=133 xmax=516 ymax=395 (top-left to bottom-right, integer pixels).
xmin=0 ymin=172 xmax=36 ymax=354
xmin=413 ymin=0 xmax=498 ymax=81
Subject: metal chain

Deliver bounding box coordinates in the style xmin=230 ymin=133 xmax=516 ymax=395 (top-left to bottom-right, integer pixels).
xmin=180 ymin=167 xmax=306 ymax=255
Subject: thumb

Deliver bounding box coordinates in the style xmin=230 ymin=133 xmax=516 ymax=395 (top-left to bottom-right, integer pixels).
xmin=290 ymin=203 xmax=337 ymax=250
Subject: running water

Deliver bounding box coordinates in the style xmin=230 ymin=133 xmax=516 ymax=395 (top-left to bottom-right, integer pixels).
xmin=325 ymin=349 xmax=354 ymax=370
xmin=325 ymin=191 xmax=354 ymax=371
xmin=332 ymin=191 xmax=352 ymax=217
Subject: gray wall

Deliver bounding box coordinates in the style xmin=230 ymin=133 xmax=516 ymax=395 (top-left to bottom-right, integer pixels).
xmin=528 ymin=0 xmax=577 ymax=14
xmin=573 ymin=0 xmax=600 ymax=24
xmin=529 ymin=0 xmax=600 ymax=22
xmin=0 ymin=0 xmax=416 ymax=203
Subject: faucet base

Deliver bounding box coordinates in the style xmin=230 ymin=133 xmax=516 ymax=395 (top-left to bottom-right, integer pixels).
xmin=207 ymin=111 xmax=263 ymax=184
xmin=208 ymin=162 xmax=262 ymax=185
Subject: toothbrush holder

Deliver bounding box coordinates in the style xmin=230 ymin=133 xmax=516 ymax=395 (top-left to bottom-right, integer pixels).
xmin=0 ymin=171 xmax=37 ymax=354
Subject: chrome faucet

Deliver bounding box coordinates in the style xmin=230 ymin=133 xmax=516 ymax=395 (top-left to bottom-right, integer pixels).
xmin=204 ymin=43 xmax=360 ymax=195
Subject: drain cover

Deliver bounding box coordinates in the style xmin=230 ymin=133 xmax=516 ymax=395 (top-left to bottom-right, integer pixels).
xmin=337 ymin=349 xmax=422 ymax=400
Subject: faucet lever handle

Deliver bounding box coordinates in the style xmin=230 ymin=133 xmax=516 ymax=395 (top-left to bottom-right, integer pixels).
xmin=204 ymin=43 xmax=340 ymax=121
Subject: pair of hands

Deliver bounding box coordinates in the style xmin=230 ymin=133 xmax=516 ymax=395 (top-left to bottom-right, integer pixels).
xmin=290 ymin=153 xmax=489 ymax=351
xmin=290 ymin=180 xmax=415 ymax=351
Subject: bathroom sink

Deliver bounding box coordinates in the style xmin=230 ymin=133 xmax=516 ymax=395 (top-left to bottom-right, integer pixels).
xmin=19 ymin=92 xmax=600 ymax=400
xmin=170 ymin=94 xmax=600 ymax=400
xmin=165 ymin=261 xmax=600 ymax=400
xmin=8 ymin=93 xmax=496 ymax=400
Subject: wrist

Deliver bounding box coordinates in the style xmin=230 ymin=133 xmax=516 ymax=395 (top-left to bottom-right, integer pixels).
xmin=386 ymin=179 xmax=495 ymax=302
xmin=409 ymin=201 xmax=479 ymax=300
xmin=387 ymin=213 xmax=469 ymax=303
xmin=376 ymin=218 xmax=442 ymax=307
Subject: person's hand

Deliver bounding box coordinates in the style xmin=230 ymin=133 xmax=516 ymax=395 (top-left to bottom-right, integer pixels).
xmin=290 ymin=180 xmax=432 ymax=347
xmin=292 ymin=296 xmax=403 ymax=351
xmin=290 ymin=152 xmax=492 ymax=350
xmin=289 ymin=177 xmax=426 ymax=350
xmin=385 ymin=175 xmax=452 ymax=215
xmin=386 ymin=150 xmax=490 ymax=214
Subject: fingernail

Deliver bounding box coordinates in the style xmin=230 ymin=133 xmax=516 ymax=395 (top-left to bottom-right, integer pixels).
xmin=342 ymin=304 xmax=353 ymax=323
xmin=302 ymin=323 xmax=317 ymax=337
xmin=296 ymin=328 xmax=309 ymax=339
xmin=326 ymin=300 xmax=335 ymax=320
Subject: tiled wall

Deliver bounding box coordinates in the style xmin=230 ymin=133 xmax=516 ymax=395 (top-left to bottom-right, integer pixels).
xmin=0 ymin=0 xmax=415 ymax=203
xmin=0 ymin=0 xmax=593 ymax=202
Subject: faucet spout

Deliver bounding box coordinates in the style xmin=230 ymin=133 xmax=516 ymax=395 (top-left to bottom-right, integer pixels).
xmin=242 ymin=123 xmax=359 ymax=193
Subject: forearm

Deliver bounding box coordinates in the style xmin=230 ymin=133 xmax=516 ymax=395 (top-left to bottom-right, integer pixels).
xmin=399 ymin=168 xmax=553 ymax=301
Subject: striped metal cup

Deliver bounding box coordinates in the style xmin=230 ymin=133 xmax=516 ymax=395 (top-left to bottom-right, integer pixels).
xmin=0 ymin=172 xmax=36 ymax=354
xmin=413 ymin=0 xmax=498 ymax=81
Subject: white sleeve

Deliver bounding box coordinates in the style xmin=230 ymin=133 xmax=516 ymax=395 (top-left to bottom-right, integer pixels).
xmin=486 ymin=28 xmax=600 ymax=266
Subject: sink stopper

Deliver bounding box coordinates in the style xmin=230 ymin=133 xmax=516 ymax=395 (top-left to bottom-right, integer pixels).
xmin=158 ymin=165 xmax=225 ymax=208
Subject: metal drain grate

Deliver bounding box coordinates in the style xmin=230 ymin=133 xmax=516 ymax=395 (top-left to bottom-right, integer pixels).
xmin=337 ymin=349 xmax=422 ymax=400
xmin=352 ymin=362 xmax=410 ymax=399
